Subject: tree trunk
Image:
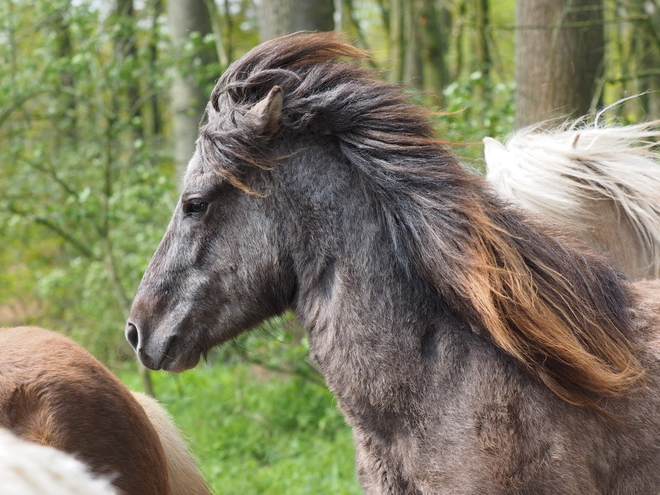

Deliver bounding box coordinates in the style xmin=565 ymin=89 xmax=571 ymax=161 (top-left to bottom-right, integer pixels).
xmin=167 ymin=0 xmax=217 ymax=179
xmin=420 ymin=0 xmax=451 ymax=96
xmin=475 ymin=0 xmax=491 ymax=81
xmin=390 ymin=0 xmax=427 ymax=88
xmin=258 ymin=0 xmax=335 ymax=42
xmin=54 ymin=6 xmax=77 ymax=143
xmin=115 ymin=0 xmax=144 ymax=141
xmin=454 ymin=0 xmax=468 ymax=80
xmin=403 ymin=0 xmax=423 ymax=88
xmin=638 ymin=2 xmax=660 ymax=120
xmin=390 ymin=0 xmax=405 ymax=82
xmin=515 ymin=0 xmax=605 ymax=128
xmin=148 ymin=0 xmax=164 ymax=137
xmin=340 ymin=0 xmax=374 ymax=52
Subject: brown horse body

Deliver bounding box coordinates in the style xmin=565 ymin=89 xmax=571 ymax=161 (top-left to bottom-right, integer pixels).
xmin=127 ymin=34 xmax=660 ymax=494
xmin=0 ymin=326 xmax=173 ymax=495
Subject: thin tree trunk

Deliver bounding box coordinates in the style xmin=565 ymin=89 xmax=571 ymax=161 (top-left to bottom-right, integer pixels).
xmin=454 ymin=0 xmax=467 ymax=80
xmin=115 ymin=0 xmax=144 ymax=140
xmin=204 ymin=0 xmax=229 ymax=67
xmin=376 ymin=0 xmax=391 ymax=39
xmin=148 ymin=0 xmax=164 ymax=137
xmin=341 ymin=0 xmax=374 ymax=52
xmin=475 ymin=0 xmax=491 ymax=81
xmin=420 ymin=0 xmax=451 ymax=96
xmin=258 ymin=0 xmax=335 ymax=42
xmin=475 ymin=0 xmax=493 ymax=101
xmin=390 ymin=0 xmax=405 ymax=82
xmin=403 ymin=0 xmax=423 ymax=88
xmin=167 ymin=0 xmax=217 ymax=179
xmin=54 ymin=6 xmax=77 ymax=142
xmin=224 ymin=0 xmax=235 ymax=64
xmin=515 ymin=0 xmax=605 ymax=128
xmin=638 ymin=3 xmax=660 ymax=120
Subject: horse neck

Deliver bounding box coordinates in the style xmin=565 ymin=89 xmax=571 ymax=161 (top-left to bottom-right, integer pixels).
xmin=281 ymin=135 xmax=640 ymax=415
xmin=295 ymin=242 xmax=470 ymax=412
xmin=284 ymin=147 xmax=471 ymax=409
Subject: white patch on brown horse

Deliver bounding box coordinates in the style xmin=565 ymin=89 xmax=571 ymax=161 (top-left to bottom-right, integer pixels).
xmin=0 ymin=427 xmax=118 ymax=495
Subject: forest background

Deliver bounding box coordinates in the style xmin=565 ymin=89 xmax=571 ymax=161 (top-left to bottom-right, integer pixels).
xmin=1 ymin=0 xmax=659 ymax=493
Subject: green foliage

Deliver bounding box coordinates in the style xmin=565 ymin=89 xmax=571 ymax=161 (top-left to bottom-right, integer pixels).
xmin=0 ymin=0 xmax=177 ymax=360
xmin=439 ymin=73 xmax=516 ymax=165
xmin=177 ymin=31 xmax=224 ymax=95
xmin=2 ymin=0 xmax=652 ymax=491
xmin=118 ymin=358 xmax=362 ymax=495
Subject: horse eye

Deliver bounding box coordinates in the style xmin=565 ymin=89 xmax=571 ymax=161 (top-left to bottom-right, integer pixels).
xmin=184 ymin=200 xmax=209 ymax=217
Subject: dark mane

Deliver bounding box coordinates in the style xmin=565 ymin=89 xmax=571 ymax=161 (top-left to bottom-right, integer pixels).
xmin=200 ymin=32 xmax=644 ymax=412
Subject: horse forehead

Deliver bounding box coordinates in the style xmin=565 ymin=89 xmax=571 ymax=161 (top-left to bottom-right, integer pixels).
xmin=183 ymin=150 xmax=216 ymax=189
xmin=183 ymin=168 xmax=215 ymax=191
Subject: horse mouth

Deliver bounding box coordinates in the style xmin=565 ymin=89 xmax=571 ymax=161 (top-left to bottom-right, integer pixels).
xmin=160 ymin=352 xmax=201 ymax=373
xmin=159 ymin=337 xmax=202 ymax=373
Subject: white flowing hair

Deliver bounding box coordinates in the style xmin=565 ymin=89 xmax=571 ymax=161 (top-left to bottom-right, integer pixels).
xmin=484 ymin=103 xmax=660 ymax=278
xmin=0 ymin=428 xmax=118 ymax=495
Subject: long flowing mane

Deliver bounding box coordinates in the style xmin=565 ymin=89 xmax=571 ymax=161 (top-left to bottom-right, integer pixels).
xmin=200 ymin=32 xmax=644 ymax=412
xmin=485 ymin=119 xmax=660 ymax=277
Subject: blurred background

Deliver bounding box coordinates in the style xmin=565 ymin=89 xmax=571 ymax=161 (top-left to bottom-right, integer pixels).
xmin=1 ymin=0 xmax=659 ymax=493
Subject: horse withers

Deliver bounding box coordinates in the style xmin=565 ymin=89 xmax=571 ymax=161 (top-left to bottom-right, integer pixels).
xmin=127 ymin=33 xmax=660 ymax=494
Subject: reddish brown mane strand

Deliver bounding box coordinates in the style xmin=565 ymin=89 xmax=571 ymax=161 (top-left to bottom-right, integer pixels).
xmin=201 ymin=32 xmax=644 ymax=413
xmin=452 ymin=207 xmax=644 ymax=410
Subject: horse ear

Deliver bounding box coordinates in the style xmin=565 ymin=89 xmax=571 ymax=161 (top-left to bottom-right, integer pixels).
xmin=247 ymin=86 xmax=283 ymax=136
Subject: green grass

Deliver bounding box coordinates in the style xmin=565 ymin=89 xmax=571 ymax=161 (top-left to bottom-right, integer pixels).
xmin=118 ymin=358 xmax=362 ymax=495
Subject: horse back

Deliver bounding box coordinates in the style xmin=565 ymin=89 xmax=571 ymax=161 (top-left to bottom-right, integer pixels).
xmin=0 ymin=326 xmax=171 ymax=495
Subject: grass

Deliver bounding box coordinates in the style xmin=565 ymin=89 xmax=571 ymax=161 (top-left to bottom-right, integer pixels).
xmin=117 ymin=357 xmax=362 ymax=495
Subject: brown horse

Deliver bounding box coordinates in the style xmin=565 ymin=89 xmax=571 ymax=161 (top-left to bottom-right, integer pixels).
xmin=127 ymin=33 xmax=660 ymax=494
xmin=0 ymin=326 xmax=210 ymax=495
xmin=484 ymin=118 xmax=660 ymax=280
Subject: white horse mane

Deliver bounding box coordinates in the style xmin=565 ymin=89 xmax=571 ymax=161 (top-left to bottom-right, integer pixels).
xmin=485 ymin=114 xmax=660 ymax=278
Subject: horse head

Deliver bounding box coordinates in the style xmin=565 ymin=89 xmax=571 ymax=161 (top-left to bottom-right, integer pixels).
xmin=127 ymin=85 xmax=296 ymax=372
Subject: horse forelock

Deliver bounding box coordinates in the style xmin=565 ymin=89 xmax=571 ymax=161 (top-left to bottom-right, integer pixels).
xmin=197 ymin=32 xmax=446 ymax=186
xmin=198 ymin=32 xmax=645 ymax=413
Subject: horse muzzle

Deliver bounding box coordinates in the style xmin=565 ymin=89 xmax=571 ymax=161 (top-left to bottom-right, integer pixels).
xmin=125 ymin=321 xmax=169 ymax=370
xmin=125 ymin=321 xmax=201 ymax=372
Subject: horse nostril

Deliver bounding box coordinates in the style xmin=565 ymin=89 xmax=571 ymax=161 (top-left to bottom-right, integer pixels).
xmin=125 ymin=322 xmax=140 ymax=350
